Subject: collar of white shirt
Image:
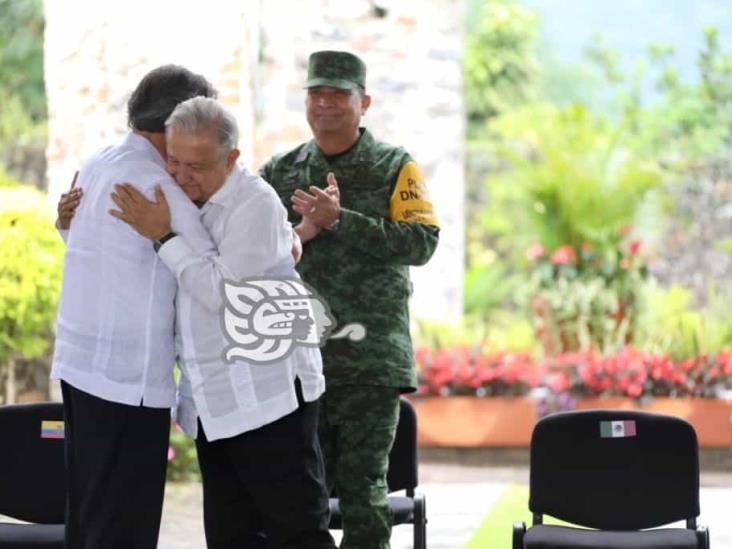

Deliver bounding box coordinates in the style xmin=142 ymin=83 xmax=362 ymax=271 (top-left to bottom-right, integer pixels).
xmin=202 ymin=162 xmax=253 ymax=212
xmin=123 ymin=132 xmax=167 ymax=169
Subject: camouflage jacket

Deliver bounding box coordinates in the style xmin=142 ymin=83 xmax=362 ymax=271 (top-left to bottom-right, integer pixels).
xmin=261 ymin=128 xmax=439 ymax=391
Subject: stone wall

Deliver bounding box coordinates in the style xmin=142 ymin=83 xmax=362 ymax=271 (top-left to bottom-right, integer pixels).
xmin=649 ymin=158 xmax=732 ymax=306
xmin=44 ymin=0 xmax=465 ymax=321
xmin=44 ymin=0 xmax=257 ymax=194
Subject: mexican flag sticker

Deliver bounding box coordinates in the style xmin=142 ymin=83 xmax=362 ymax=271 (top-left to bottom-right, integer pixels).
xmin=600 ymin=420 xmax=636 ymax=438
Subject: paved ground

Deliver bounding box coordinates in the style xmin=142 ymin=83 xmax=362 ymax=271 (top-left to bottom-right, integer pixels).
xmin=158 ymin=475 xmax=506 ymax=549
xmin=157 ymin=464 xmax=732 ymax=548
xmin=3 ymin=462 xmax=727 ymax=547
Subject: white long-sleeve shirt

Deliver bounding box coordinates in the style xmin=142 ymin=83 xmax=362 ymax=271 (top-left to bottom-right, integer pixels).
xmin=51 ymin=132 xmax=215 ymax=407
xmin=159 ymin=165 xmax=325 ymax=441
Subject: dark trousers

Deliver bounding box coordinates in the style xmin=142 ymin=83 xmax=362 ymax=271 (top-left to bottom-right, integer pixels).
xmin=195 ymin=382 xmax=335 ymax=549
xmin=61 ymin=381 xmax=170 ymax=549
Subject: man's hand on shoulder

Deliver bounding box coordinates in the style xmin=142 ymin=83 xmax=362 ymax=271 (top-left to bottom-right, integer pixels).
xmin=109 ymin=183 xmax=171 ymax=241
xmin=56 ymin=171 xmax=83 ymax=230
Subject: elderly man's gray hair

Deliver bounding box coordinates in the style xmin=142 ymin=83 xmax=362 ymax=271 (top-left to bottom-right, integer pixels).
xmin=165 ymin=96 xmax=239 ymax=159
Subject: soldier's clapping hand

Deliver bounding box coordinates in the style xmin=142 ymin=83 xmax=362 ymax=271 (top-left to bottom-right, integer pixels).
xmin=291 ymin=171 xmax=341 ymax=230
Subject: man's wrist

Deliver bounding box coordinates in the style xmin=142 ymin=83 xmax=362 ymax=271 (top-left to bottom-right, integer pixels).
xmin=294 ymin=221 xmax=319 ymax=243
xmin=153 ymin=231 xmax=177 ymax=252
xmin=325 ymin=210 xmax=341 ymax=232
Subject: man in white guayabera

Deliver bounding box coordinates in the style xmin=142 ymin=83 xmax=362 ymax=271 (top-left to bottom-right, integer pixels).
xmin=108 ymin=96 xmax=335 ymax=549
xmin=51 ymin=65 xmax=217 ymax=549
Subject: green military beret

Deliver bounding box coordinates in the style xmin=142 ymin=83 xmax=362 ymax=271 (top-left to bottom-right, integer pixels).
xmin=305 ymin=50 xmax=366 ymax=91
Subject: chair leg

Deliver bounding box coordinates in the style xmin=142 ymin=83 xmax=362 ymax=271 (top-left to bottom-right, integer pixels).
xmin=696 ymin=525 xmax=710 ymax=549
xmin=513 ymin=521 xmax=526 ymax=549
xmin=413 ymin=493 xmax=427 ymax=549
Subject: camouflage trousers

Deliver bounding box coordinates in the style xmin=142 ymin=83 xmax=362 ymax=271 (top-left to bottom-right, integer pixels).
xmin=318 ymin=385 xmax=401 ymax=549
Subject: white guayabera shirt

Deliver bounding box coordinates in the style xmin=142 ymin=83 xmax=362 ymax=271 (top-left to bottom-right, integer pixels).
xmin=158 ymin=164 xmax=325 ymax=441
xmin=51 ymin=133 xmax=216 ymax=407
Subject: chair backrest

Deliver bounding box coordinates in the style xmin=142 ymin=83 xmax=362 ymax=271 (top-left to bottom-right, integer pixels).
xmin=529 ymin=409 xmax=699 ymax=530
xmin=0 ymin=402 xmax=66 ymax=523
xmin=386 ymin=398 xmax=419 ymax=493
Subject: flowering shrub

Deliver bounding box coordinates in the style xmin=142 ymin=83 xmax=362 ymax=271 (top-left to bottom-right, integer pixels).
xmin=415 ymin=345 xmax=542 ymax=397
xmin=528 ymin=228 xmax=648 ymax=354
xmin=416 ymin=345 xmax=732 ymax=400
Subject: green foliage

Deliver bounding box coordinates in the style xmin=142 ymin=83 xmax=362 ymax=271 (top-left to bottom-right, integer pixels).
xmin=463 ymin=0 xmax=540 ymax=322
xmin=0 ymin=95 xmax=46 ymax=146
xmin=536 ymin=34 xmax=632 ymax=117
xmin=485 ymin=103 xmax=662 ymax=256
xmin=0 ymin=0 xmax=46 ymax=124
xmin=469 ymin=102 xmax=663 ymax=353
xmin=0 ymin=0 xmax=46 ymax=179
xmin=461 ymin=6 xmax=732 ymax=359
xmin=636 ymin=282 xmax=732 ymax=359
xmin=584 ymin=34 xmax=625 ymax=86
xmin=464 ymin=245 xmax=522 ymax=315
xmin=478 ymin=311 xmax=537 ymax=351
xmin=0 ymin=170 xmax=63 ymax=364
xmin=717 ymin=238 xmax=732 ymax=254
xmin=167 ymin=425 xmax=201 ymax=481
xmin=532 ymin=277 xmax=636 ymax=355
xmin=415 ymin=313 xmax=536 ymax=354
xmin=464 ymin=0 xmax=538 ymax=135
xmin=633 ymin=27 xmax=732 ymax=164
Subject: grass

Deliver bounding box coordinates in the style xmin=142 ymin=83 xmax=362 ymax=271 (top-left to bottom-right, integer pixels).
xmin=466 ymin=485 xmax=571 ymax=548
xmin=465 ymin=484 xmax=530 ymax=549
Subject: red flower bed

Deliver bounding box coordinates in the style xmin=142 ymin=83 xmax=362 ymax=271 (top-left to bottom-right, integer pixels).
xmin=416 ymin=345 xmax=732 ymax=399
xmin=415 ymin=345 xmax=541 ymax=397
xmin=546 ymin=347 xmax=732 ymax=398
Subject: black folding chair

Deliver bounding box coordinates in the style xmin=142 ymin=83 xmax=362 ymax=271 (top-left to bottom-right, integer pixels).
xmin=329 ymin=397 xmax=427 ymax=549
xmin=513 ymin=409 xmax=710 ymax=549
xmin=0 ymin=402 xmax=65 ymax=548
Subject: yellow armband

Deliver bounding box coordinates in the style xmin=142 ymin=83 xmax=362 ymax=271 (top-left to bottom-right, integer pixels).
xmin=388 ymin=161 xmax=439 ymax=226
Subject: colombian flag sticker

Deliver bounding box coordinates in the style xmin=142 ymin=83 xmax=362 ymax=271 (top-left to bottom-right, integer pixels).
xmin=41 ymin=420 xmax=65 ymax=439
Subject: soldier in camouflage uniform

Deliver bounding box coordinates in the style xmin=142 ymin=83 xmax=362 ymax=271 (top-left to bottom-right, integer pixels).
xmin=260 ymin=50 xmax=439 ymax=549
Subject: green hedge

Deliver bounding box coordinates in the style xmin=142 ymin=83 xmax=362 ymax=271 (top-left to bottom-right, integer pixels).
xmin=0 ymin=170 xmax=63 ymax=402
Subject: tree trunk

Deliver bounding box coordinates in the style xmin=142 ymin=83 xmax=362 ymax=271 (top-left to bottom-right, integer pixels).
xmin=6 ymin=356 xmax=16 ymax=404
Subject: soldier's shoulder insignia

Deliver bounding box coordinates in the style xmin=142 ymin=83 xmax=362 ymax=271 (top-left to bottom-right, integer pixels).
xmin=389 ymin=161 xmax=439 ymax=227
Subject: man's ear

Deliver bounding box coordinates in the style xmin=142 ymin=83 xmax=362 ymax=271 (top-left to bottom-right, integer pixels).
xmin=361 ymin=94 xmax=372 ymax=115
xmin=226 ymin=148 xmax=241 ymax=172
